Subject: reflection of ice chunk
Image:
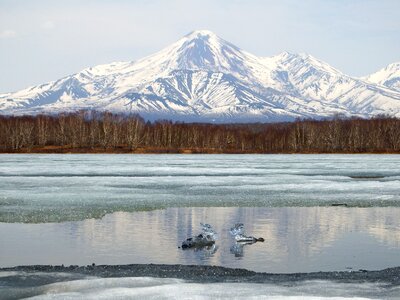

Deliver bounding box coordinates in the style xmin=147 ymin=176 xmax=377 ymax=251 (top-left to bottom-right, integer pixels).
xmin=230 ymin=243 xmax=245 ymax=257
xmin=197 ymin=244 xmax=218 ymax=257
xmin=230 ymin=240 xmax=258 ymax=257
xmin=230 ymin=223 xmax=264 ymax=243
xmin=181 ymin=223 xmax=217 ymax=249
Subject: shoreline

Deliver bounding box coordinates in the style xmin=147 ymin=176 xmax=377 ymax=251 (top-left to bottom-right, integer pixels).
xmin=0 ymin=148 xmax=399 ymax=154
xmin=2 ymin=264 xmax=400 ymax=284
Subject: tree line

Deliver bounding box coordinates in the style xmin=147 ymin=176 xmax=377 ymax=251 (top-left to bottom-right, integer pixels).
xmin=0 ymin=111 xmax=399 ymax=153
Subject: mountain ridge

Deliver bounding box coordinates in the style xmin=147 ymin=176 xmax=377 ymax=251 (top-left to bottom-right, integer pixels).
xmin=363 ymin=62 xmax=400 ymax=93
xmin=1 ymin=30 xmax=400 ymax=122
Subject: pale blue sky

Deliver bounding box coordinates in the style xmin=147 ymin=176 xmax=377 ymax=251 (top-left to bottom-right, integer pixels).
xmin=1 ymin=0 xmax=399 ymax=93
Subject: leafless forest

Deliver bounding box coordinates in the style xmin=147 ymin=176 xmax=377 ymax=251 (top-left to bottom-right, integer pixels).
xmin=0 ymin=111 xmax=399 ymax=153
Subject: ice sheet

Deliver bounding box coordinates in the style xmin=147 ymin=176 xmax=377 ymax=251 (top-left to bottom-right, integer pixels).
xmin=0 ymin=154 xmax=399 ymax=223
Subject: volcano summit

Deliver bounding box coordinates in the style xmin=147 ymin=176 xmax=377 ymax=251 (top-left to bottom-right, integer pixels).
xmin=1 ymin=30 xmax=400 ymax=122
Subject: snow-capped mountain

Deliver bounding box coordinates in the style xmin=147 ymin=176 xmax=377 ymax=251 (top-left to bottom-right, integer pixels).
xmin=363 ymin=62 xmax=400 ymax=93
xmin=1 ymin=30 xmax=400 ymax=122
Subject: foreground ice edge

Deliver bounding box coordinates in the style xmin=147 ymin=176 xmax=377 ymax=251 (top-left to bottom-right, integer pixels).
xmin=1 ymin=265 xmax=399 ymax=299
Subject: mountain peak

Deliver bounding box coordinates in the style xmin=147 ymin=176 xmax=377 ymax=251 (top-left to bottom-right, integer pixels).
xmin=2 ymin=30 xmax=400 ymax=120
xmin=180 ymin=29 xmax=226 ymax=52
xmin=273 ymin=51 xmax=343 ymax=76
xmin=185 ymin=30 xmax=218 ymax=39
xmin=146 ymin=29 xmax=254 ymax=76
xmin=385 ymin=62 xmax=400 ymax=71
xmin=363 ymin=61 xmax=400 ymax=92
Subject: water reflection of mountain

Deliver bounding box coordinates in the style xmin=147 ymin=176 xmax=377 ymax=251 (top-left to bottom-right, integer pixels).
xmin=74 ymin=207 xmax=400 ymax=270
xmin=1 ymin=207 xmax=399 ymax=272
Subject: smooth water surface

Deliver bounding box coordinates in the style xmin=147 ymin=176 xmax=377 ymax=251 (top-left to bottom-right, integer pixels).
xmin=1 ymin=207 xmax=400 ymax=273
xmin=0 ymin=154 xmax=400 ymax=223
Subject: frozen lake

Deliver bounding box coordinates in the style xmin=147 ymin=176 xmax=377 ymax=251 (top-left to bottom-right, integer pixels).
xmin=0 ymin=154 xmax=400 ymax=223
xmin=1 ymin=154 xmax=400 ymax=299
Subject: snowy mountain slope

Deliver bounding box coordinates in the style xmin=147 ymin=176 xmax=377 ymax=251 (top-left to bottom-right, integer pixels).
xmin=363 ymin=62 xmax=400 ymax=92
xmin=1 ymin=30 xmax=400 ymax=121
xmin=265 ymin=53 xmax=400 ymax=115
